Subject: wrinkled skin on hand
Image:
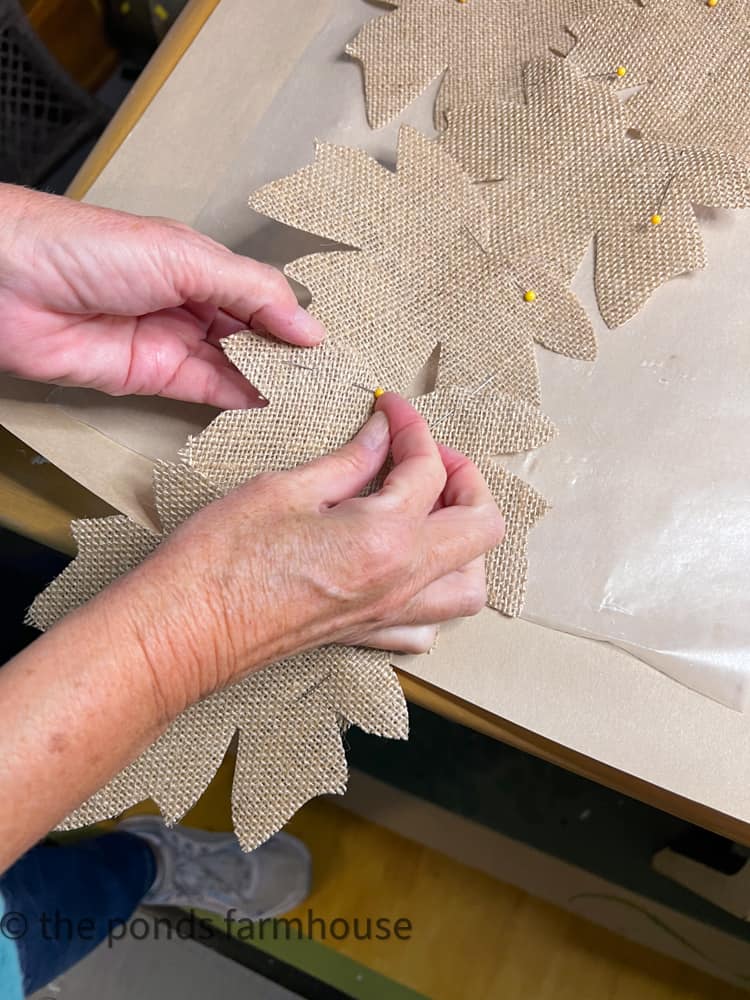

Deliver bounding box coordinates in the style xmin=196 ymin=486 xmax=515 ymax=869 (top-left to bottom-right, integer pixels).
xmin=0 ymin=184 xmax=324 ymax=409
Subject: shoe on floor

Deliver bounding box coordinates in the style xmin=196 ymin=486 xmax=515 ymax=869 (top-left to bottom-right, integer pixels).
xmin=118 ymin=816 xmax=312 ymax=921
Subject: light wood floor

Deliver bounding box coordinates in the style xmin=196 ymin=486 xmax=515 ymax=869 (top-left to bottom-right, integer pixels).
xmin=148 ymin=761 xmax=747 ymax=1000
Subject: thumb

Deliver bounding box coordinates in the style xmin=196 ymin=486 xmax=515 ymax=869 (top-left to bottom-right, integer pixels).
xmin=296 ymin=410 xmax=390 ymax=506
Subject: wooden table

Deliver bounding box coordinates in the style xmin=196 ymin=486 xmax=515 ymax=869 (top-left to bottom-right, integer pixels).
xmin=3 ymin=0 xmax=747 ymax=846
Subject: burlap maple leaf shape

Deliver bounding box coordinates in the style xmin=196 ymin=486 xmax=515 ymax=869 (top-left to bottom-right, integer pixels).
xmin=28 ymin=331 xmax=553 ymax=848
xmin=347 ymin=0 xmax=601 ymax=129
xmin=440 ymin=59 xmax=750 ymax=327
xmin=568 ymin=0 xmax=750 ymax=160
xmin=250 ymin=126 xmax=596 ymax=392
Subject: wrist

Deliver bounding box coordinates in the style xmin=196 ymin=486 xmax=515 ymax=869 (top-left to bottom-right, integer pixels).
xmin=85 ymin=560 xmax=208 ymax=727
xmin=101 ymin=535 xmax=258 ymax=722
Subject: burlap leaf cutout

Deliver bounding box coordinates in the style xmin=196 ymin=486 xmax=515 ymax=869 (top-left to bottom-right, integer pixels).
xmin=440 ymin=59 xmax=750 ymax=327
xmin=347 ymin=0 xmax=600 ymax=128
xmin=568 ymin=0 xmax=750 ymax=160
xmin=250 ymin=126 xmax=596 ymax=386
xmin=29 ymin=330 xmax=553 ymax=848
xmin=250 ymin=127 xmax=565 ymax=613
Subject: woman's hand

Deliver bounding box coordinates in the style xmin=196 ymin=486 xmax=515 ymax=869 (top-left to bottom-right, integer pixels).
xmin=0 ymin=394 xmax=503 ymax=865
xmin=0 ymin=184 xmax=323 ymax=409
xmin=103 ymin=393 xmax=505 ymax=718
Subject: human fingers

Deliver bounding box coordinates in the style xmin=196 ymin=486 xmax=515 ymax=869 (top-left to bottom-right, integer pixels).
xmin=156 ymin=352 xmax=264 ymax=409
xmin=358 ymin=624 xmax=438 ymax=655
xmin=371 ymin=393 xmax=446 ymax=515
xmin=423 ymin=501 xmax=504 ymax=581
xmin=394 ymin=557 xmax=487 ymax=625
xmin=178 ymin=301 xmax=247 ymax=343
xmin=165 ymin=235 xmax=325 ymax=346
xmin=417 ymin=451 xmax=504 ymax=578
xmin=206 ymin=308 xmax=250 ymax=342
xmin=292 ymin=410 xmax=390 ymax=506
xmin=437 ymin=444 xmax=500 ymax=511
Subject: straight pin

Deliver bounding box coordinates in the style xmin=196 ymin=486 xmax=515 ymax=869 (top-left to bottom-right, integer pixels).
xmin=651 ymin=151 xmax=686 ymax=226
xmin=285 ymin=363 xmax=384 ymax=401
xmin=463 ymin=226 xmax=490 ymax=256
xmin=284 ymin=360 xmax=315 ymax=371
xmin=430 ymin=373 xmax=497 ymax=431
xmin=588 ymin=65 xmax=627 ymax=81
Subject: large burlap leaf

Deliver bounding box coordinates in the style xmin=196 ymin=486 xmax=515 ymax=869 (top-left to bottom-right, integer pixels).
xmin=251 ymin=126 xmax=596 ymax=389
xmin=250 ymin=127 xmax=565 ymax=610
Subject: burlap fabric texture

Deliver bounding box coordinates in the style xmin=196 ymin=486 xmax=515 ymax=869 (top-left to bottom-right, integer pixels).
xmin=251 ymin=126 xmax=597 ymax=389
xmin=346 ymin=0 xmax=601 ymax=128
xmin=439 ymin=59 xmax=750 ymax=327
xmin=568 ymin=0 xmax=750 ymax=161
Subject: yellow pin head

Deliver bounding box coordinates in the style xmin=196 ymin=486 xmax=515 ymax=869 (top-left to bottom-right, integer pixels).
xmin=650 ymin=213 xmax=663 ymax=226
xmin=523 ymin=289 xmax=537 ymax=303
xmin=707 ymin=0 xmax=718 ymax=7
xmin=373 ymin=387 xmax=385 ymax=399
xmin=615 ymin=65 xmax=628 ymax=78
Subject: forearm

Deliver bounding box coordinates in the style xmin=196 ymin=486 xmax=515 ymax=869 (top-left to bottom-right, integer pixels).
xmin=0 ymin=568 xmax=188 ymax=873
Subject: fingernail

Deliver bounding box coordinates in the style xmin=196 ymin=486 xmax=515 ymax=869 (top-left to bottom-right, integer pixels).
xmin=294 ymin=305 xmax=326 ymax=343
xmin=357 ymin=410 xmax=389 ymax=449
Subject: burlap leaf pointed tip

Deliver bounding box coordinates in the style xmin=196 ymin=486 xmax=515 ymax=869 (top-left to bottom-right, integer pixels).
xmin=27 ymin=514 xmax=159 ymax=632
xmin=482 ymin=460 xmax=550 ymax=616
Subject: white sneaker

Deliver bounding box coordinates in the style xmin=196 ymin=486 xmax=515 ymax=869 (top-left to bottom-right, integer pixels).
xmin=117 ymin=816 xmax=312 ymax=921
